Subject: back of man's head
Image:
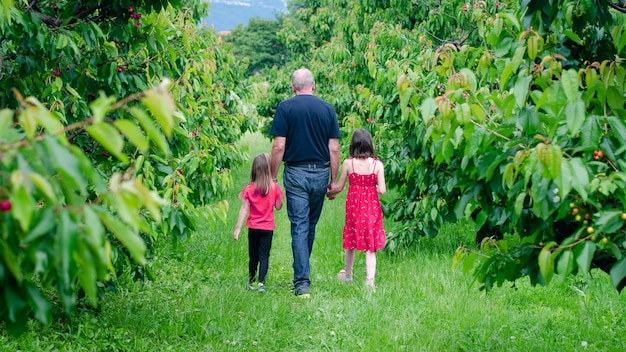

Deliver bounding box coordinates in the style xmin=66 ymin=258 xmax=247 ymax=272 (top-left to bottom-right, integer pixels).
xmin=292 ymin=68 xmax=315 ymax=92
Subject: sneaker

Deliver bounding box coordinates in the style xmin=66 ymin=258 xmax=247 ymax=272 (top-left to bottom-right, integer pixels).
xmin=294 ymin=285 xmax=311 ymax=299
xmin=247 ymin=281 xmax=256 ymax=291
xmin=258 ymin=283 xmax=266 ymax=293
xmin=337 ymin=270 xmax=352 ymax=283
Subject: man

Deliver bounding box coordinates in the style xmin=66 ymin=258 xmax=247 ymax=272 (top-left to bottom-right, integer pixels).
xmin=270 ymin=68 xmax=341 ymax=298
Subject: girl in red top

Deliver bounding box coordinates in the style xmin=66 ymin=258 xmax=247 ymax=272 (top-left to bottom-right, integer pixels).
xmin=233 ymin=153 xmax=284 ymax=293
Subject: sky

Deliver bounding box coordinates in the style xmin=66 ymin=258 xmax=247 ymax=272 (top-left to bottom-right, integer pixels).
xmin=202 ymin=0 xmax=288 ymax=32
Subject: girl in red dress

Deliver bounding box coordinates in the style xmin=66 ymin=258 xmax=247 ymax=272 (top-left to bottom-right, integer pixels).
xmin=327 ymin=129 xmax=386 ymax=289
xmin=233 ymin=153 xmax=284 ymax=293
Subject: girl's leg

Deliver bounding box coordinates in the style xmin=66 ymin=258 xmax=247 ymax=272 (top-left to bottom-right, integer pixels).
xmin=338 ymin=249 xmax=355 ymax=282
xmin=365 ymin=250 xmax=377 ymax=288
xmin=345 ymin=249 xmax=355 ymax=278
xmin=248 ymin=229 xmax=261 ymax=284
xmin=257 ymin=230 xmax=274 ymax=284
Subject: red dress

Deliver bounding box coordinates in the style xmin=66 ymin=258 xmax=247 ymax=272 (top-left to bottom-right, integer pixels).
xmin=342 ymin=158 xmax=386 ymax=252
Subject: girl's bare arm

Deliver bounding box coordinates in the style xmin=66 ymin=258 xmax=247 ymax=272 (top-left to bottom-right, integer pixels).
xmin=376 ymin=162 xmax=386 ymax=195
xmin=328 ymin=159 xmax=349 ymax=197
xmin=233 ymin=199 xmax=250 ymax=241
xmin=275 ymin=190 xmax=283 ymax=211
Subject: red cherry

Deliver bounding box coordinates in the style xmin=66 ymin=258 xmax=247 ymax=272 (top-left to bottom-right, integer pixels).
xmin=463 ymin=5 xmax=468 ymax=11
xmin=117 ymin=67 xmax=123 ymax=73
xmin=102 ymin=151 xmax=110 ymax=157
xmin=0 ymin=200 xmax=11 ymax=212
xmin=128 ymin=7 xmax=134 ymax=13
xmin=134 ymin=20 xmax=140 ymax=28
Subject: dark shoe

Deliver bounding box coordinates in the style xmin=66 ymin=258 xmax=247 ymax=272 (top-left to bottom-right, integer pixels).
xmin=294 ymin=285 xmax=311 ymax=298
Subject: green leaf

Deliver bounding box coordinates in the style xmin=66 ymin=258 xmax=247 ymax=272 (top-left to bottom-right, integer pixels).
xmin=538 ymin=242 xmax=556 ymax=285
xmin=142 ymin=89 xmax=175 ymax=137
xmin=518 ymin=106 xmax=540 ymax=134
xmin=114 ymin=119 xmax=149 ymax=151
xmin=5 ymin=283 xmax=26 ymax=323
xmin=469 ymin=104 xmax=485 ymax=123
xmin=0 ymin=108 xmax=14 ymax=137
xmin=574 ymin=241 xmax=596 ymax=276
xmin=86 ymin=123 xmax=128 ymax=163
xmin=400 ymin=85 xmax=413 ymax=113
xmin=44 ymin=136 xmax=87 ymax=194
xmin=497 ymin=12 xmax=521 ymax=31
xmin=580 ymin=115 xmax=601 ymax=150
xmin=76 ymin=243 xmax=98 ymax=306
xmin=25 ymin=282 xmax=51 ymax=324
xmin=98 ymin=212 xmax=147 ymax=265
xmin=22 ymin=207 xmax=56 ymax=244
xmin=514 ymin=193 xmax=526 ymax=217
xmin=606 ymin=115 xmax=626 ymax=142
xmin=594 ymin=210 xmax=624 ymax=234
xmin=607 ymin=87 xmax=623 ymax=111
xmin=421 ymin=97 xmax=436 ymax=124
xmin=500 ymin=61 xmax=514 ymax=88
xmin=28 ymin=172 xmax=57 ymax=204
xmin=83 ymin=206 xmax=110 ymax=275
xmin=556 ymin=250 xmax=575 ymax=279
xmin=64 ymin=84 xmax=81 ymax=99
xmin=130 ymin=107 xmax=170 ymax=154
xmin=609 ymin=257 xmax=626 ymax=292
xmin=547 ymin=144 xmax=562 ymax=180
xmin=565 ymin=99 xmax=585 ymax=135
xmin=130 ymin=178 xmax=166 ymax=223
xmin=562 ymin=29 xmax=583 ymax=45
xmin=561 ymin=69 xmax=579 ymax=103
xmin=569 ymin=158 xmax=589 ymax=201
xmin=56 ymin=210 xmax=78 ymax=296
xmin=89 ymin=94 xmax=116 ymax=124
xmin=2 ymin=239 xmax=23 ymax=281
xmin=514 ymin=74 xmax=532 ymax=108
xmin=555 ymin=157 xmax=572 ymax=199
xmin=11 ymin=183 xmax=34 ymax=232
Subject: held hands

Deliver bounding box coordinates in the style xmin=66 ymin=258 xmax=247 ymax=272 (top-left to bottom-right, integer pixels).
xmin=326 ymin=183 xmax=340 ymax=199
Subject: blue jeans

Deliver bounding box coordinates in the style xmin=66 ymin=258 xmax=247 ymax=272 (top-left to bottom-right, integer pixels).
xmin=283 ymin=165 xmax=330 ymax=289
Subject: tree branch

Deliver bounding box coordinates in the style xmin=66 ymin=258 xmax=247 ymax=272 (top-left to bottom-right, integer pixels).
xmin=28 ymin=3 xmax=105 ymax=28
xmin=607 ymin=0 xmax=626 ymax=14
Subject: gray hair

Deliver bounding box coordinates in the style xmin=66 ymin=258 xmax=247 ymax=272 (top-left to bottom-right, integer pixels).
xmin=291 ymin=68 xmax=314 ymax=91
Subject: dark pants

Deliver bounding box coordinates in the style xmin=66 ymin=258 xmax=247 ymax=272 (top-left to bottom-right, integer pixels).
xmin=248 ymin=228 xmax=274 ymax=284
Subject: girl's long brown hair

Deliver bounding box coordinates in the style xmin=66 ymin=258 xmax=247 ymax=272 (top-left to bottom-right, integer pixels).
xmin=349 ymin=128 xmax=375 ymax=158
xmin=250 ymin=153 xmax=272 ymax=196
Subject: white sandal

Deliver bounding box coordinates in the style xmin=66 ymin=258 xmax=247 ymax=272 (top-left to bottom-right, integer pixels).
xmin=337 ymin=270 xmax=352 ymax=283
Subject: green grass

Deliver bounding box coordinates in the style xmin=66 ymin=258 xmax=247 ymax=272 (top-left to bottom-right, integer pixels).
xmin=2 ymin=132 xmax=626 ymax=351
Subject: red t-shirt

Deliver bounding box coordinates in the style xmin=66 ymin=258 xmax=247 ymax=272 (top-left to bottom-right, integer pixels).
xmin=240 ymin=182 xmax=283 ymax=231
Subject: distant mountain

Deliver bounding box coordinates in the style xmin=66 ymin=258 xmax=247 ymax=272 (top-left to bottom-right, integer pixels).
xmin=202 ymin=0 xmax=287 ymax=32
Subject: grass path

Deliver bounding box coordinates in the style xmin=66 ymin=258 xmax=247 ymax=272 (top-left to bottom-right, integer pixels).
xmin=3 ymin=133 xmax=626 ymax=351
